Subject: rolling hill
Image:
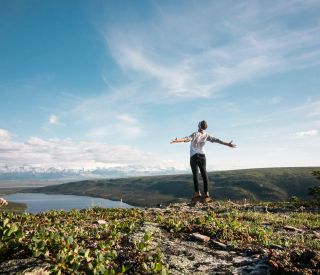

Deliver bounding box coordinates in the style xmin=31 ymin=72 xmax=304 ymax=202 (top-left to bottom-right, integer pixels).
xmin=27 ymin=167 xmax=320 ymax=207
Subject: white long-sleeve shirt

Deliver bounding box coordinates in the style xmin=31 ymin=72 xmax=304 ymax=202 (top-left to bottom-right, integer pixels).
xmin=185 ymin=131 xmax=223 ymax=156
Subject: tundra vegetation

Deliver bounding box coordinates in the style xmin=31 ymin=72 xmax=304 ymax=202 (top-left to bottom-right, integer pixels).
xmin=0 ymin=199 xmax=319 ymax=274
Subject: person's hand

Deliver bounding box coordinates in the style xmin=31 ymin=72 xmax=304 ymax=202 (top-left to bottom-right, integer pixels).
xmin=228 ymin=140 xmax=237 ymax=148
xmin=170 ymin=137 xmax=178 ymax=144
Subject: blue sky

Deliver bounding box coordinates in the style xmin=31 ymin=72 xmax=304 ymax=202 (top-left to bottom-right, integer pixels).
xmin=0 ymin=0 xmax=319 ymax=172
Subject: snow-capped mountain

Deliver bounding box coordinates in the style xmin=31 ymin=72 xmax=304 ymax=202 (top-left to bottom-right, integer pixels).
xmin=0 ymin=164 xmax=188 ymax=180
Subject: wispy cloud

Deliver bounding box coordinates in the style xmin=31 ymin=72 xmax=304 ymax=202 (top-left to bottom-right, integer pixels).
xmin=103 ymin=0 xmax=320 ymax=100
xmin=288 ymin=100 xmax=320 ymax=116
xmin=115 ymin=114 xmax=137 ymax=124
xmin=295 ymin=129 xmax=318 ymax=137
xmin=69 ymin=93 xmax=145 ymax=141
xmin=63 ymin=0 xmax=320 ymax=145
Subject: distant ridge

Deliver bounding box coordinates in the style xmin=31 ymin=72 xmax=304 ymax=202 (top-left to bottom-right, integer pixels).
xmin=27 ymin=167 xmax=320 ymax=207
xmin=0 ymin=165 xmax=187 ymax=180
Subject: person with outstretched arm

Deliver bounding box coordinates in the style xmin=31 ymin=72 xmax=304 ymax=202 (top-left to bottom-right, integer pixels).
xmin=170 ymin=120 xmax=236 ymax=203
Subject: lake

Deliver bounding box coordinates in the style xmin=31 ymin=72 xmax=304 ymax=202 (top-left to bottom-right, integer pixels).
xmin=4 ymin=193 xmax=133 ymax=214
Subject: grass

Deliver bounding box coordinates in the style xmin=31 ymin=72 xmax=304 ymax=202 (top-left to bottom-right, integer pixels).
xmin=0 ymin=188 xmax=27 ymax=213
xmin=0 ymin=207 xmax=167 ymax=274
xmin=147 ymin=206 xmax=319 ymax=250
xmin=0 ymin=201 xmax=26 ymax=213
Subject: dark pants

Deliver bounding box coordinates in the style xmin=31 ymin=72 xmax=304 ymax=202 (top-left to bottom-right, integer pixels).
xmin=190 ymin=153 xmax=209 ymax=194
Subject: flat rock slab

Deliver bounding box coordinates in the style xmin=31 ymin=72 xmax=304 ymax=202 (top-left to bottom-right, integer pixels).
xmin=283 ymin=225 xmax=304 ymax=232
xmin=0 ymin=258 xmax=49 ymax=275
xmin=191 ymin=233 xmax=210 ymax=242
xmin=93 ymin=219 xmax=107 ymax=225
xmin=211 ymin=240 xmax=227 ymax=250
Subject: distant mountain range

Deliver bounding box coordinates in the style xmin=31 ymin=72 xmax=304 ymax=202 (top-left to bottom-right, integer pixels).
xmin=0 ymin=165 xmax=188 ymax=180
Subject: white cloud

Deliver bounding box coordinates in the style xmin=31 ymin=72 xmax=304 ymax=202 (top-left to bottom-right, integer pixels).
xmin=49 ymin=114 xmax=58 ymax=124
xmin=295 ymin=129 xmax=318 ymax=137
xmin=0 ymin=128 xmax=183 ymax=171
xmin=0 ymin=129 xmax=14 ymax=140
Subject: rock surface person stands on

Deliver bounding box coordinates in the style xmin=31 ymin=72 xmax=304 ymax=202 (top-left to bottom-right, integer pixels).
xmin=170 ymin=120 xmax=236 ymax=203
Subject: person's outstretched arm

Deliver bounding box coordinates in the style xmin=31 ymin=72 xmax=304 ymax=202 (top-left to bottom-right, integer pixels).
xmin=170 ymin=137 xmax=191 ymax=144
xmin=207 ymin=135 xmax=237 ymax=148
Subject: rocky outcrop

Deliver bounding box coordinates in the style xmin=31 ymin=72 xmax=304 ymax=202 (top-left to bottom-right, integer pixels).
xmin=133 ymin=221 xmax=271 ymax=274
xmin=0 ymin=198 xmax=8 ymax=207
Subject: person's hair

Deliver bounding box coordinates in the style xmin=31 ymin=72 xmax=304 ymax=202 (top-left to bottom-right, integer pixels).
xmin=198 ymin=120 xmax=208 ymax=130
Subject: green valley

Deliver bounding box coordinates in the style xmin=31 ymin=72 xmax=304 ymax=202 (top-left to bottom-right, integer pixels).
xmin=26 ymin=167 xmax=320 ymax=207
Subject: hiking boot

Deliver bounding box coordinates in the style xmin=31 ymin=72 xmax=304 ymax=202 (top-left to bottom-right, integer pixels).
xmin=191 ymin=191 xmax=202 ymax=203
xmin=203 ymin=195 xmax=212 ymax=203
